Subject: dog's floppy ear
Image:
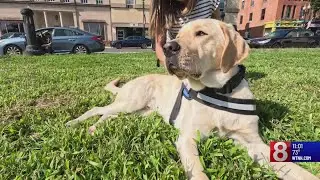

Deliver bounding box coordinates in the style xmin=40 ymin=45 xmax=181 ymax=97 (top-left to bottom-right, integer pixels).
xmin=219 ymin=22 xmax=250 ymax=73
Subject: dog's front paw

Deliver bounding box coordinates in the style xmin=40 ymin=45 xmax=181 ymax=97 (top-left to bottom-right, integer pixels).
xmin=190 ymin=172 xmax=209 ymax=180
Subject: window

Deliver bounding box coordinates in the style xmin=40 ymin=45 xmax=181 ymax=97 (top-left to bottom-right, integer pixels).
xmin=240 ymin=15 xmax=243 ymax=24
xmin=126 ymin=0 xmax=135 ymax=8
xmin=241 ymin=0 xmax=245 ymax=9
xmin=249 ymin=13 xmax=253 ymax=21
xmin=13 ymin=33 xmax=24 ymax=38
xmin=73 ymin=31 xmax=84 ymax=36
xmin=63 ymin=0 xmax=70 ymax=2
xmin=292 ymin=5 xmax=296 ymax=19
xmin=281 ymin=5 xmax=286 ymax=19
xmin=54 ymin=29 xmax=77 ymax=36
xmin=80 ymin=0 xmax=88 ymax=4
xmin=299 ymin=6 xmax=304 ymax=19
xmin=261 ymin=8 xmax=266 ymax=20
xmin=250 ymin=0 xmax=254 ymax=7
xmin=126 ymin=0 xmax=135 ymax=5
xmin=299 ymin=30 xmax=314 ymax=37
xmin=0 ymin=20 xmax=24 ymax=36
xmin=83 ymin=22 xmax=105 ymax=40
xmin=285 ymin=31 xmax=299 ymax=38
xmin=96 ymin=0 xmax=103 ymax=4
xmin=47 ymin=0 xmax=55 ymax=2
xmin=133 ymin=36 xmax=141 ymax=40
xmin=285 ymin=5 xmax=292 ymax=19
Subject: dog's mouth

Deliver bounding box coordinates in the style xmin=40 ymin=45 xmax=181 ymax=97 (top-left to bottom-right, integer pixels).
xmin=168 ymin=67 xmax=187 ymax=79
xmin=166 ymin=55 xmax=202 ymax=80
xmin=168 ymin=66 xmax=201 ymax=80
xmin=190 ymin=73 xmax=201 ymax=79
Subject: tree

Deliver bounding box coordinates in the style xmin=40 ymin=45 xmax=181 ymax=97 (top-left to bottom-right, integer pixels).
xmin=310 ymin=0 xmax=320 ymax=16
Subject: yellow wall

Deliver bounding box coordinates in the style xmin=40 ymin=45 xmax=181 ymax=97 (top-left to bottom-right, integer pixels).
xmin=111 ymin=8 xmax=149 ymax=24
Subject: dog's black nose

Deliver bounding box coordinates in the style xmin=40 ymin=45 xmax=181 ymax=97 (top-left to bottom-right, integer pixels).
xmin=163 ymin=41 xmax=180 ymax=57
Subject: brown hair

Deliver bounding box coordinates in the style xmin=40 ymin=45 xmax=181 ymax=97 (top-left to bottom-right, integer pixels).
xmin=149 ymin=0 xmax=197 ymax=39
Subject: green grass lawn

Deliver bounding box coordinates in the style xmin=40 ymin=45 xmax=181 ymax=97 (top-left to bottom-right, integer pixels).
xmin=0 ymin=49 xmax=319 ymax=180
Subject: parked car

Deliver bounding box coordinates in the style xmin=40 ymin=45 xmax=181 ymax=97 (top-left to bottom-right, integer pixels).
xmin=111 ymin=36 xmax=152 ymax=49
xmin=247 ymin=28 xmax=320 ymax=48
xmin=0 ymin=27 xmax=105 ymax=56
xmin=0 ymin=35 xmax=26 ymax=55
xmin=0 ymin=32 xmax=25 ymax=40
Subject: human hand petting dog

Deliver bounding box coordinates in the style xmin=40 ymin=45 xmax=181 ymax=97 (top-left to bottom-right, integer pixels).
xmin=66 ymin=19 xmax=319 ymax=180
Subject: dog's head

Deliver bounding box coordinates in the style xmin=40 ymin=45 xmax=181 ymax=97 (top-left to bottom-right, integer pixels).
xmin=163 ymin=19 xmax=250 ymax=80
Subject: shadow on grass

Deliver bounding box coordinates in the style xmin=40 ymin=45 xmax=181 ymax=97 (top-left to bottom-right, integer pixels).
xmin=256 ymin=99 xmax=289 ymax=136
xmin=246 ymin=72 xmax=267 ymax=81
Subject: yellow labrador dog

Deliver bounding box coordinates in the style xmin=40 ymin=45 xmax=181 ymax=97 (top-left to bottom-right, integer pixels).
xmin=66 ymin=19 xmax=319 ymax=180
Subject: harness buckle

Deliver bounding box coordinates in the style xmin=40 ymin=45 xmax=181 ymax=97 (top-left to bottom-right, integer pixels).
xmin=182 ymin=83 xmax=192 ymax=100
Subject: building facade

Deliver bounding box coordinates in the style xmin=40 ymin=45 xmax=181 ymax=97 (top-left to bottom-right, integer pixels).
xmin=110 ymin=0 xmax=149 ymax=41
xmin=237 ymin=0 xmax=311 ymax=38
xmin=0 ymin=0 xmax=150 ymax=41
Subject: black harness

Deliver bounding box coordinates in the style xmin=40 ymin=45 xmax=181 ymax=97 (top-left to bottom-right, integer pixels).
xmin=169 ymin=65 xmax=257 ymax=125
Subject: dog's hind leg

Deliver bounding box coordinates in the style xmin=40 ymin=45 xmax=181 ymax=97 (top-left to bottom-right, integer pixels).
xmin=66 ymin=107 xmax=110 ymax=127
xmin=87 ymin=102 xmax=151 ymax=135
xmin=231 ymin=132 xmax=319 ymax=180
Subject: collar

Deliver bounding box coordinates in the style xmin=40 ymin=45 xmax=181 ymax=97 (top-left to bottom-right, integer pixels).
xmin=199 ymin=65 xmax=247 ymax=94
xmin=169 ymin=65 xmax=257 ymax=125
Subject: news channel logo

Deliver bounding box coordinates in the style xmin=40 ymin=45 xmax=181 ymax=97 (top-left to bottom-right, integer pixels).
xmin=270 ymin=141 xmax=320 ymax=162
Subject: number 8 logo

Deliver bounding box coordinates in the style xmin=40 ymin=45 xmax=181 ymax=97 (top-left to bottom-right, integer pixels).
xmin=273 ymin=142 xmax=288 ymax=162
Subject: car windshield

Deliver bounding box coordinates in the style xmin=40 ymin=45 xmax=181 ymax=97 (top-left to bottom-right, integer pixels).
xmin=265 ymin=30 xmax=289 ymax=38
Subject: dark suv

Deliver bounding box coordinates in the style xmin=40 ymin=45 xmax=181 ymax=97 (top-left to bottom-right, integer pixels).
xmin=248 ymin=28 xmax=320 ymax=48
xmin=111 ymin=36 xmax=152 ymax=49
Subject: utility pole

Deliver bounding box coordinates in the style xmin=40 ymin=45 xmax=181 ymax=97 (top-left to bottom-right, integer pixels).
xmin=142 ymin=0 xmax=146 ymax=37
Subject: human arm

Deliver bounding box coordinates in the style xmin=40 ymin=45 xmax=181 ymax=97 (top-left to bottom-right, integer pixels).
xmin=155 ymin=33 xmax=166 ymax=65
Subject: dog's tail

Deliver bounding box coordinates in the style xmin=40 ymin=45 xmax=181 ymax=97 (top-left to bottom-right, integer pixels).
xmin=104 ymin=78 xmax=121 ymax=94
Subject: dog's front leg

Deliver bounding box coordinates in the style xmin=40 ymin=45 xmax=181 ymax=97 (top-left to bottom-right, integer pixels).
xmin=176 ymin=135 xmax=209 ymax=180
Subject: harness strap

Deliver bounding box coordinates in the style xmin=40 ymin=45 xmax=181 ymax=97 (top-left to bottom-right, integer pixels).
xmin=169 ymin=83 xmax=185 ymax=125
xmin=188 ymin=89 xmax=257 ymax=115
xmin=203 ymin=65 xmax=246 ymax=94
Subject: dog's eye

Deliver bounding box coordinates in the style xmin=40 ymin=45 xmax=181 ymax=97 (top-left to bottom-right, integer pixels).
xmin=195 ymin=31 xmax=207 ymax=37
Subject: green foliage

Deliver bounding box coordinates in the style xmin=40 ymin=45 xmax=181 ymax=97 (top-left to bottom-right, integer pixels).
xmin=0 ymin=49 xmax=319 ymax=179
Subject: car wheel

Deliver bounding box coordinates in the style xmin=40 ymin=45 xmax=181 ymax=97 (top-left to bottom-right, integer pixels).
xmin=271 ymin=43 xmax=282 ymax=48
xmin=73 ymin=44 xmax=89 ymax=54
xmin=116 ymin=43 xmax=122 ymax=49
xmin=141 ymin=43 xmax=147 ymax=49
xmin=4 ymin=45 xmax=22 ymax=55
